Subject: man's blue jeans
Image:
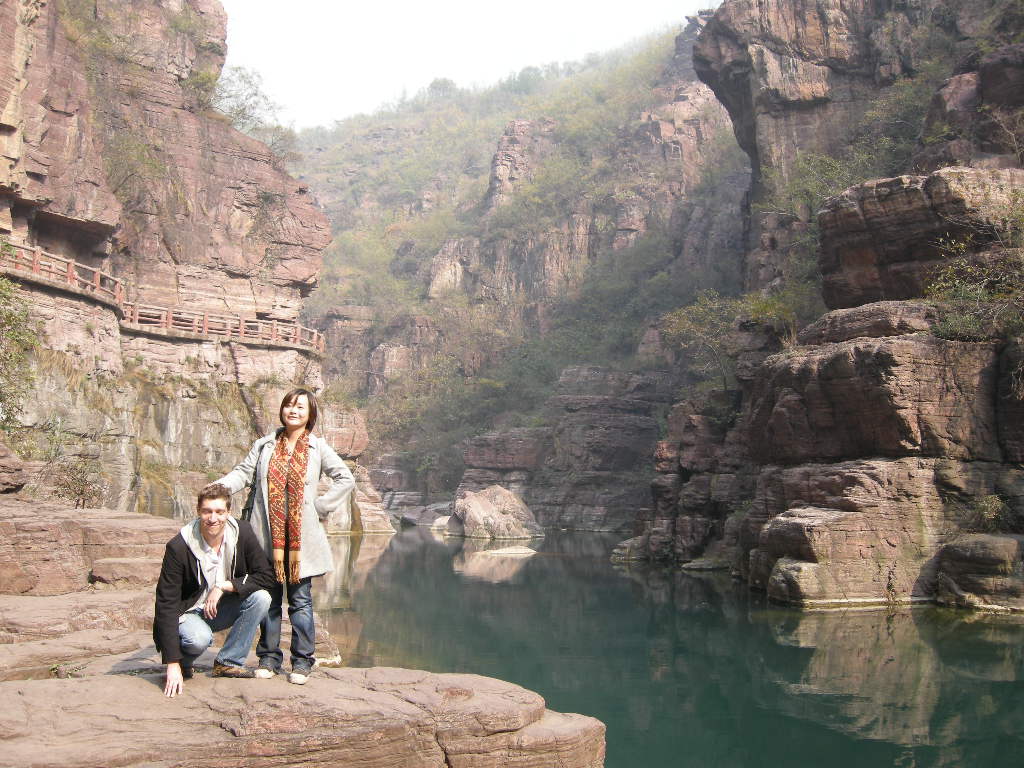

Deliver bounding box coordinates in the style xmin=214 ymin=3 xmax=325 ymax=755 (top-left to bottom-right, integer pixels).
xmin=178 ymin=589 xmax=271 ymax=668
xmin=257 ymin=577 xmax=315 ymax=673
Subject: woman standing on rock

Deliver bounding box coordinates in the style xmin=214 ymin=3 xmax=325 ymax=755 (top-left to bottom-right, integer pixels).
xmin=215 ymin=388 xmax=355 ymax=684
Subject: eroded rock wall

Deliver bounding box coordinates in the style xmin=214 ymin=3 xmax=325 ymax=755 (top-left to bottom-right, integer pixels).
xmin=628 ymin=0 xmax=1024 ymax=609
xmin=0 ymin=0 xmax=329 ymax=318
xmin=0 ymin=1 xmax=343 ymax=510
xmin=693 ymin=0 xmax=1017 ymax=291
xmin=457 ymin=367 xmax=674 ymax=532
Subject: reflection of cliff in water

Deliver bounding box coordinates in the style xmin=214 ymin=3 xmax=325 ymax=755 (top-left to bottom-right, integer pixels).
xmin=313 ymin=530 xmax=1024 ymax=767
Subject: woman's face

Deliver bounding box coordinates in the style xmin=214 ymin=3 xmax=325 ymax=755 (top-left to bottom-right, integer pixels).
xmin=281 ymin=394 xmax=310 ymax=430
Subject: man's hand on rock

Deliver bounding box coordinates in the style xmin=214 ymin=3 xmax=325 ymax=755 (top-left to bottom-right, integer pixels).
xmin=165 ymin=662 xmax=184 ymax=697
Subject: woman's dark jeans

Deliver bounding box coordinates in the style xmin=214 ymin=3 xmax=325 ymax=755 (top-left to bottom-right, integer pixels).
xmin=257 ymin=576 xmax=315 ymax=673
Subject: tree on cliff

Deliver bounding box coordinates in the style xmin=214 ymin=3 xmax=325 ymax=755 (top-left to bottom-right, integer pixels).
xmin=661 ymin=290 xmax=743 ymax=392
xmin=0 ymin=274 xmax=38 ymax=430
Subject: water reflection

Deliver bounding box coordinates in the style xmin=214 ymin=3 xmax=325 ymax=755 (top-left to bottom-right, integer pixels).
xmin=314 ymin=529 xmax=1024 ymax=767
xmin=453 ymin=541 xmax=538 ymax=584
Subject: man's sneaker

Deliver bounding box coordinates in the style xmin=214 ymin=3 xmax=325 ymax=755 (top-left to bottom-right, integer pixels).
xmin=181 ymin=664 xmax=194 ymax=680
xmin=288 ymin=667 xmax=311 ymax=685
xmin=212 ymin=663 xmax=255 ymax=679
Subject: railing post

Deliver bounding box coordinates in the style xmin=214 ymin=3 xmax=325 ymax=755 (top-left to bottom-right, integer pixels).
xmin=164 ymin=309 xmax=171 ymax=329
xmin=93 ymin=270 xmax=100 ymax=292
xmin=272 ymin=320 xmax=278 ymax=343
xmin=202 ymin=312 xmax=209 ymax=335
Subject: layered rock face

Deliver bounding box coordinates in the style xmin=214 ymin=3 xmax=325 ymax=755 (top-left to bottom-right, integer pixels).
xmin=638 ymin=245 xmax=1024 ymax=606
xmin=0 ymin=0 xmax=329 ymax=318
xmin=4 ymin=669 xmax=605 ymax=768
xmin=693 ymin=0 xmax=950 ymax=186
xmin=458 ymin=367 xmax=674 ymax=532
xmin=819 ymin=167 xmax=1024 ymax=308
xmin=693 ymin=0 xmax=1013 ymax=291
xmin=0 ymin=1 xmax=345 ymax=510
xmin=629 ymin=0 xmax=1024 ymax=608
xmin=634 ymin=205 xmax=1024 ymax=606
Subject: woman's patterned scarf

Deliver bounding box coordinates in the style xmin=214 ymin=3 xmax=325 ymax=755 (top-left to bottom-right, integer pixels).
xmin=267 ymin=431 xmax=309 ymax=584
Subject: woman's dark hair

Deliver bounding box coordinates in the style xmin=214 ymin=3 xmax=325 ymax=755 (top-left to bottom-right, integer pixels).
xmin=279 ymin=388 xmax=318 ymax=432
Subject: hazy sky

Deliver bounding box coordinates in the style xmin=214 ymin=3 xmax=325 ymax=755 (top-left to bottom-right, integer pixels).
xmin=218 ymin=0 xmax=717 ymax=128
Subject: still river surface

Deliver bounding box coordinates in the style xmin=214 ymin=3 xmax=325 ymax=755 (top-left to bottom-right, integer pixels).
xmin=313 ymin=528 xmax=1024 ymax=767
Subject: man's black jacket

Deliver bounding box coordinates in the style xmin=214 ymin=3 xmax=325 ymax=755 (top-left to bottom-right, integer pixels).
xmin=152 ymin=518 xmax=275 ymax=663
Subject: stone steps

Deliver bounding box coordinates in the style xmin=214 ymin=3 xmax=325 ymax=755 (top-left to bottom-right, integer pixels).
xmin=89 ymin=557 xmax=163 ymax=589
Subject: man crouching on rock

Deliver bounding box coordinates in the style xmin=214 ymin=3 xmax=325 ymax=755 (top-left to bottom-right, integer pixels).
xmin=154 ymin=483 xmax=275 ymax=697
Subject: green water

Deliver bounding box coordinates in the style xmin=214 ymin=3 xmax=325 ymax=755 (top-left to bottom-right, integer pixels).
xmin=314 ymin=528 xmax=1024 ymax=767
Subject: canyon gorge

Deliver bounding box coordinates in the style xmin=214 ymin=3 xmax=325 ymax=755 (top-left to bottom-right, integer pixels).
xmin=2 ymin=0 xmax=1024 ymax=764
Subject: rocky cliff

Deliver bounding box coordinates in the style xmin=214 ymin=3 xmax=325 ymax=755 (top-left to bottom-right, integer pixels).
xmin=1 ymin=0 xmax=330 ymax=321
xmin=337 ymin=16 xmax=751 ymax=526
xmin=693 ymin=0 xmax=1022 ymax=291
xmin=455 ymin=367 xmax=675 ymax=532
xmin=624 ymin=0 xmax=1024 ymax=609
xmin=0 ymin=0 xmax=348 ymax=511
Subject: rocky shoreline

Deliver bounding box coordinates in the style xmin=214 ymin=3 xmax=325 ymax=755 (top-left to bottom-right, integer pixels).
xmin=0 ymin=497 xmax=605 ymax=766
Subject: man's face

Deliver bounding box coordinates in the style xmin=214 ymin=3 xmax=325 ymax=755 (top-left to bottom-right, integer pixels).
xmin=197 ymin=497 xmax=230 ymax=539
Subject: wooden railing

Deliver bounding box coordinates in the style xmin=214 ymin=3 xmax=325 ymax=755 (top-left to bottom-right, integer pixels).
xmin=122 ymin=302 xmax=325 ymax=352
xmin=2 ymin=240 xmax=324 ymax=354
xmin=0 ymin=239 xmax=124 ymax=305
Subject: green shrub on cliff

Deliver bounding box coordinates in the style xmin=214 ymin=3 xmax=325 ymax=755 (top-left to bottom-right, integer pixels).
xmin=954 ymin=494 xmax=1024 ymax=534
xmin=927 ymin=255 xmax=1024 ymax=342
xmin=0 ymin=274 xmax=38 ymax=431
xmin=661 ymin=289 xmax=748 ymax=392
xmin=926 ymin=191 xmax=1024 ymax=345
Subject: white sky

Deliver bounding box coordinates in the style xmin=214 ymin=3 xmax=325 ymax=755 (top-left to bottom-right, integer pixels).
xmin=219 ymin=0 xmax=718 ymax=128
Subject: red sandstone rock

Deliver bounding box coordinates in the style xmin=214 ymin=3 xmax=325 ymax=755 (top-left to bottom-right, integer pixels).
xmin=463 ymin=428 xmax=550 ymax=471
xmin=450 ymin=486 xmax=543 ymax=540
xmin=0 ymin=499 xmax=177 ymax=596
xmin=89 ymin=557 xmax=163 ymax=589
xmin=937 ymin=534 xmax=1024 ymax=611
xmin=0 ymin=668 xmax=605 ymax=768
xmin=0 ymin=1 xmax=329 ymax=321
xmin=747 ymin=458 xmax=1024 ymax=606
xmin=796 ymin=301 xmax=937 ymax=345
xmin=746 ymin=335 xmax=1001 ymax=464
xmin=818 ymin=168 xmax=1024 ymax=309
xmin=319 ymin=407 xmax=369 ymax=458
xmin=0 ymin=443 xmax=27 ymax=493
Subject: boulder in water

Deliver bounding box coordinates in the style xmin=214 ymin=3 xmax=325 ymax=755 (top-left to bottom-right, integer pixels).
xmin=448 ymin=485 xmax=544 ymax=540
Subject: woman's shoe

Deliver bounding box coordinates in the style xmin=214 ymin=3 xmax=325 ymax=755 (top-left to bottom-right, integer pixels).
xmin=288 ymin=665 xmax=311 ymax=685
xmin=254 ymin=661 xmax=279 ymax=679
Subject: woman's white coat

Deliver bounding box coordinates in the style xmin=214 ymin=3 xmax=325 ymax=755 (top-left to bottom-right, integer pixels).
xmin=216 ymin=431 xmax=354 ymax=579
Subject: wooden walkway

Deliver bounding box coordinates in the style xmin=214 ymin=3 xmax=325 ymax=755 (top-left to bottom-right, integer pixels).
xmin=0 ymin=240 xmax=324 ymax=354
